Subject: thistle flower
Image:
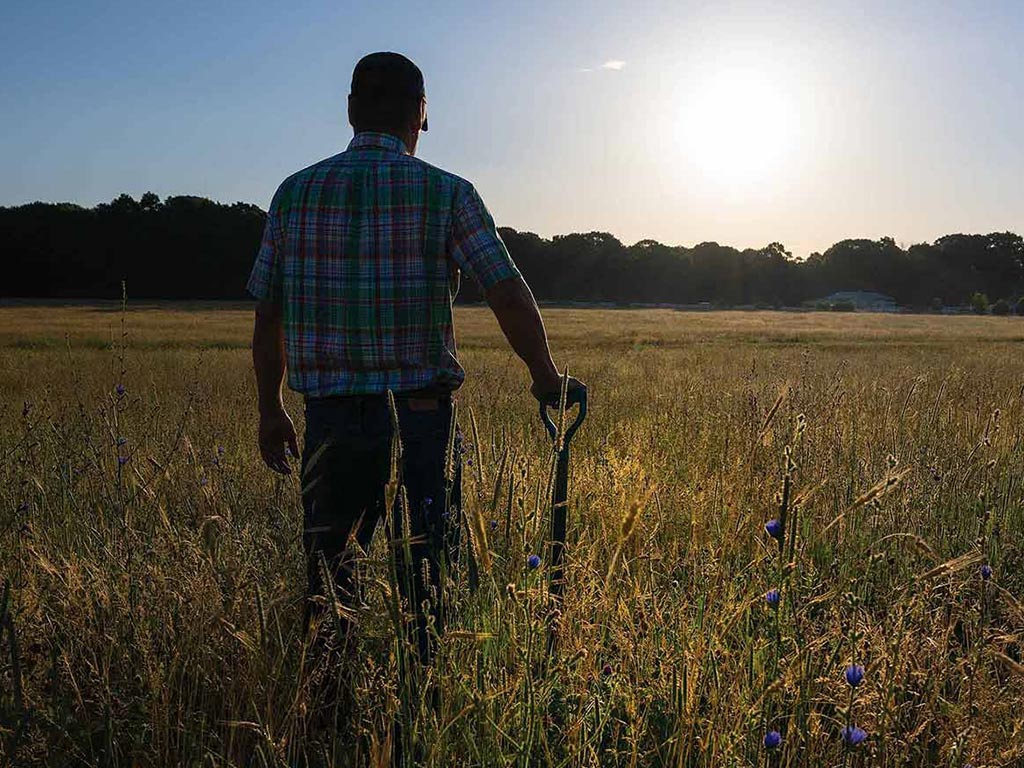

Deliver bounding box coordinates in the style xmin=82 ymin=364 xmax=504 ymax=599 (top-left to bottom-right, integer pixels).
xmin=527 ymin=554 xmax=542 ymax=570
xmin=765 ymin=519 xmax=784 ymax=541
xmin=765 ymin=588 xmax=781 ymax=607
xmin=980 ymin=564 xmax=993 ymax=581
xmin=845 ymin=664 xmax=864 ymax=688
xmin=763 ymin=730 xmax=782 ymax=750
xmin=841 ymin=725 xmax=867 ymax=747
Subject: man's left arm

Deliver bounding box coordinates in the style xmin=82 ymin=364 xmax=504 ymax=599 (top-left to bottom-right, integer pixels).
xmin=252 ymin=300 xmax=298 ymax=474
xmin=248 ymin=187 xmax=298 ymax=474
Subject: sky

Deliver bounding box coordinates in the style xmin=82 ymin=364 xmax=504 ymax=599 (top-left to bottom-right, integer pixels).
xmin=1 ymin=0 xmax=1022 ymax=258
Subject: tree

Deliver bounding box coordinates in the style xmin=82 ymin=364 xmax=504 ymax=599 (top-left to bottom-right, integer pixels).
xmin=992 ymin=298 xmax=1010 ymax=316
xmin=971 ymin=292 xmax=990 ymax=315
xmin=2 ymin=195 xmax=1024 ymax=306
xmin=107 ymin=193 xmax=140 ymax=214
xmin=140 ymin=192 xmax=162 ymax=211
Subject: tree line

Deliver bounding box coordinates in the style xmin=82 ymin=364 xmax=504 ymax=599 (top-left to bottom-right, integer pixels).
xmin=3 ymin=193 xmax=1023 ymax=310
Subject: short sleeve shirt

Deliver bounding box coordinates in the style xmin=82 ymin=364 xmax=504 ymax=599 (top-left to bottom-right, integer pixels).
xmin=247 ymin=131 xmax=521 ymax=397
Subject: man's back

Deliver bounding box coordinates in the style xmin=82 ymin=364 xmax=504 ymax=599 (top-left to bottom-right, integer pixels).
xmin=247 ymin=130 xmax=520 ymax=397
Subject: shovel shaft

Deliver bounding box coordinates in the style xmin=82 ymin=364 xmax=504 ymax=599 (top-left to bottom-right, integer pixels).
xmin=549 ymin=447 xmax=570 ymax=601
xmin=538 ymin=387 xmax=587 ymax=657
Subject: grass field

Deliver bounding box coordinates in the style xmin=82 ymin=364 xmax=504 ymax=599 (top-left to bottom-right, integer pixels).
xmin=1 ymin=304 xmax=1023 ymax=767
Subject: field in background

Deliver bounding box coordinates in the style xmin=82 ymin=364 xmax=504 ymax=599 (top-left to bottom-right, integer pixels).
xmin=1 ymin=306 xmax=1023 ymax=766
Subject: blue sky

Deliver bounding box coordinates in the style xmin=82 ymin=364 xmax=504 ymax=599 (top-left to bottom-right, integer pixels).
xmin=1 ymin=0 xmax=1022 ymax=257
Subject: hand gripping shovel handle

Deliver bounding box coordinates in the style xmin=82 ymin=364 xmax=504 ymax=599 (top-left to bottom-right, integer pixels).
xmin=539 ymin=387 xmax=587 ymax=655
xmin=539 ymin=387 xmax=587 ymax=445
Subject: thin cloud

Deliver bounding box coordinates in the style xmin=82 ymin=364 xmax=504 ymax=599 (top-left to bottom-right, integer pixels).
xmin=601 ymin=60 xmax=626 ymax=71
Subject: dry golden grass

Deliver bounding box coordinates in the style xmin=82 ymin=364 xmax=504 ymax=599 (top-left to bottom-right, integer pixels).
xmin=1 ymin=304 xmax=1023 ymax=767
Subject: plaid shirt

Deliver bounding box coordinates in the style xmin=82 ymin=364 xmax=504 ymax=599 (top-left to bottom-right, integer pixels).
xmin=247 ymin=131 xmax=520 ymax=397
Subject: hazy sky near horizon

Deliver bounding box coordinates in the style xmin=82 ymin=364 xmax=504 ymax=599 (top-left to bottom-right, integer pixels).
xmin=1 ymin=0 xmax=1022 ymax=257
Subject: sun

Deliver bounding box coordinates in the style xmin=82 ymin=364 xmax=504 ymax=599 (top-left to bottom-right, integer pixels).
xmin=679 ymin=67 xmax=801 ymax=188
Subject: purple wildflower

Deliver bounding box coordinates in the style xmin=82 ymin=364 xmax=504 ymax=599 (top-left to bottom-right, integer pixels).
xmin=980 ymin=564 xmax=993 ymax=581
xmin=115 ymin=384 xmax=126 ymax=397
xmin=845 ymin=664 xmax=865 ymax=688
xmin=841 ymin=726 xmax=868 ymax=747
xmin=527 ymin=554 xmax=542 ymax=570
xmin=765 ymin=588 xmax=781 ymax=607
xmin=490 ymin=519 xmax=499 ymax=531
xmin=765 ymin=518 xmax=784 ymax=541
xmin=763 ymin=730 xmax=782 ymax=750
xmin=601 ymin=663 xmax=613 ymax=676
xmin=117 ymin=456 xmax=129 ymax=466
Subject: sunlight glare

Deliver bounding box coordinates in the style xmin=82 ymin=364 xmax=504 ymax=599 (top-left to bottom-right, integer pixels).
xmin=679 ymin=67 xmax=801 ymax=189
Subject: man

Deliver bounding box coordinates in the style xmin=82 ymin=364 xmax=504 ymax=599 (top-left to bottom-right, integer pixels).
xmin=247 ymin=52 xmax=584 ymax=660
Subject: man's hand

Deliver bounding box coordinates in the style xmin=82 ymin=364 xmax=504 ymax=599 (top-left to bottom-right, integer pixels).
xmin=531 ymin=375 xmax=587 ymax=407
xmin=259 ymin=407 xmax=300 ymax=474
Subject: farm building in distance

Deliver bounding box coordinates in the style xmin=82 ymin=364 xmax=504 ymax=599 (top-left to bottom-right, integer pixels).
xmin=816 ymin=290 xmax=898 ymax=312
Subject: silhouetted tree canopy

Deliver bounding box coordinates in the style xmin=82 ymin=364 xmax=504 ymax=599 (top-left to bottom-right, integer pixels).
xmin=2 ymin=193 xmax=1023 ymax=308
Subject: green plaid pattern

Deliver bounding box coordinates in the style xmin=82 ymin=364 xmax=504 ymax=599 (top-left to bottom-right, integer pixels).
xmin=248 ymin=132 xmax=520 ymax=397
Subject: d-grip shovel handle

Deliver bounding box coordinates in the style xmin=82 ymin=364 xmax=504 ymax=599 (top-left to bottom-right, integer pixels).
xmin=539 ymin=388 xmax=588 ymax=445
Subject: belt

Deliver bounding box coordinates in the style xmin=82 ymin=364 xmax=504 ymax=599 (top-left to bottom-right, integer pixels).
xmin=306 ymin=387 xmax=453 ymax=410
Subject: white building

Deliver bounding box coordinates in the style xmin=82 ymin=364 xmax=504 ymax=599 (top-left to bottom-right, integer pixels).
xmin=818 ymin=291 xmax=898 ymax=312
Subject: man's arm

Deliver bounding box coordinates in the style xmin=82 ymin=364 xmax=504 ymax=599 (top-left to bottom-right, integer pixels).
xmin=252 ymin=299 xmax=299 ymax=474
xmin=485 ymin=276 xmax=583 ymax=402
xmin=447 ymin=183 xmax=584 ymax=403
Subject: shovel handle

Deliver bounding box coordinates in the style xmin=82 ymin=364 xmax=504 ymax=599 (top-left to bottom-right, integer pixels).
xmin=539 ymin=388 xmax=587 ymax=445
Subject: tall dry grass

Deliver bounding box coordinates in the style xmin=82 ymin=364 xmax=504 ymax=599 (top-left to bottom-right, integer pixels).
xmin=0 ymin=305 xmax=1022 ymax=766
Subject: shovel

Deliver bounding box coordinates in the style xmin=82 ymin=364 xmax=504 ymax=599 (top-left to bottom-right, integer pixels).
xmin=539 ymin=384 xmax=587 ymax=653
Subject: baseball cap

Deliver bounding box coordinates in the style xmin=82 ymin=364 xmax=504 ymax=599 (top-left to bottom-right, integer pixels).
xmin=351 ymin=52 xmax=428 ymax=131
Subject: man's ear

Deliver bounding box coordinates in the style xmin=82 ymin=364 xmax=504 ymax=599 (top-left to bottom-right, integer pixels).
xmin=347 ymin=95 xmax=356 ymax=129
xmin=408 ymin=101 xmax=425 ymax=135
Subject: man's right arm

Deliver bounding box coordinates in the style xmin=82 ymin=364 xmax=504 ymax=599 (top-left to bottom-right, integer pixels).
xmin=485 ymin=276 xmax=584 ymax=403
xmin=448 ymin=183 xmax=584 ymax=402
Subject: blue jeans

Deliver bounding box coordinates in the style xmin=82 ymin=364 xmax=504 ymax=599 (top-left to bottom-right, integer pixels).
xmin=301 ymin=394 xmax=461 ymax=662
